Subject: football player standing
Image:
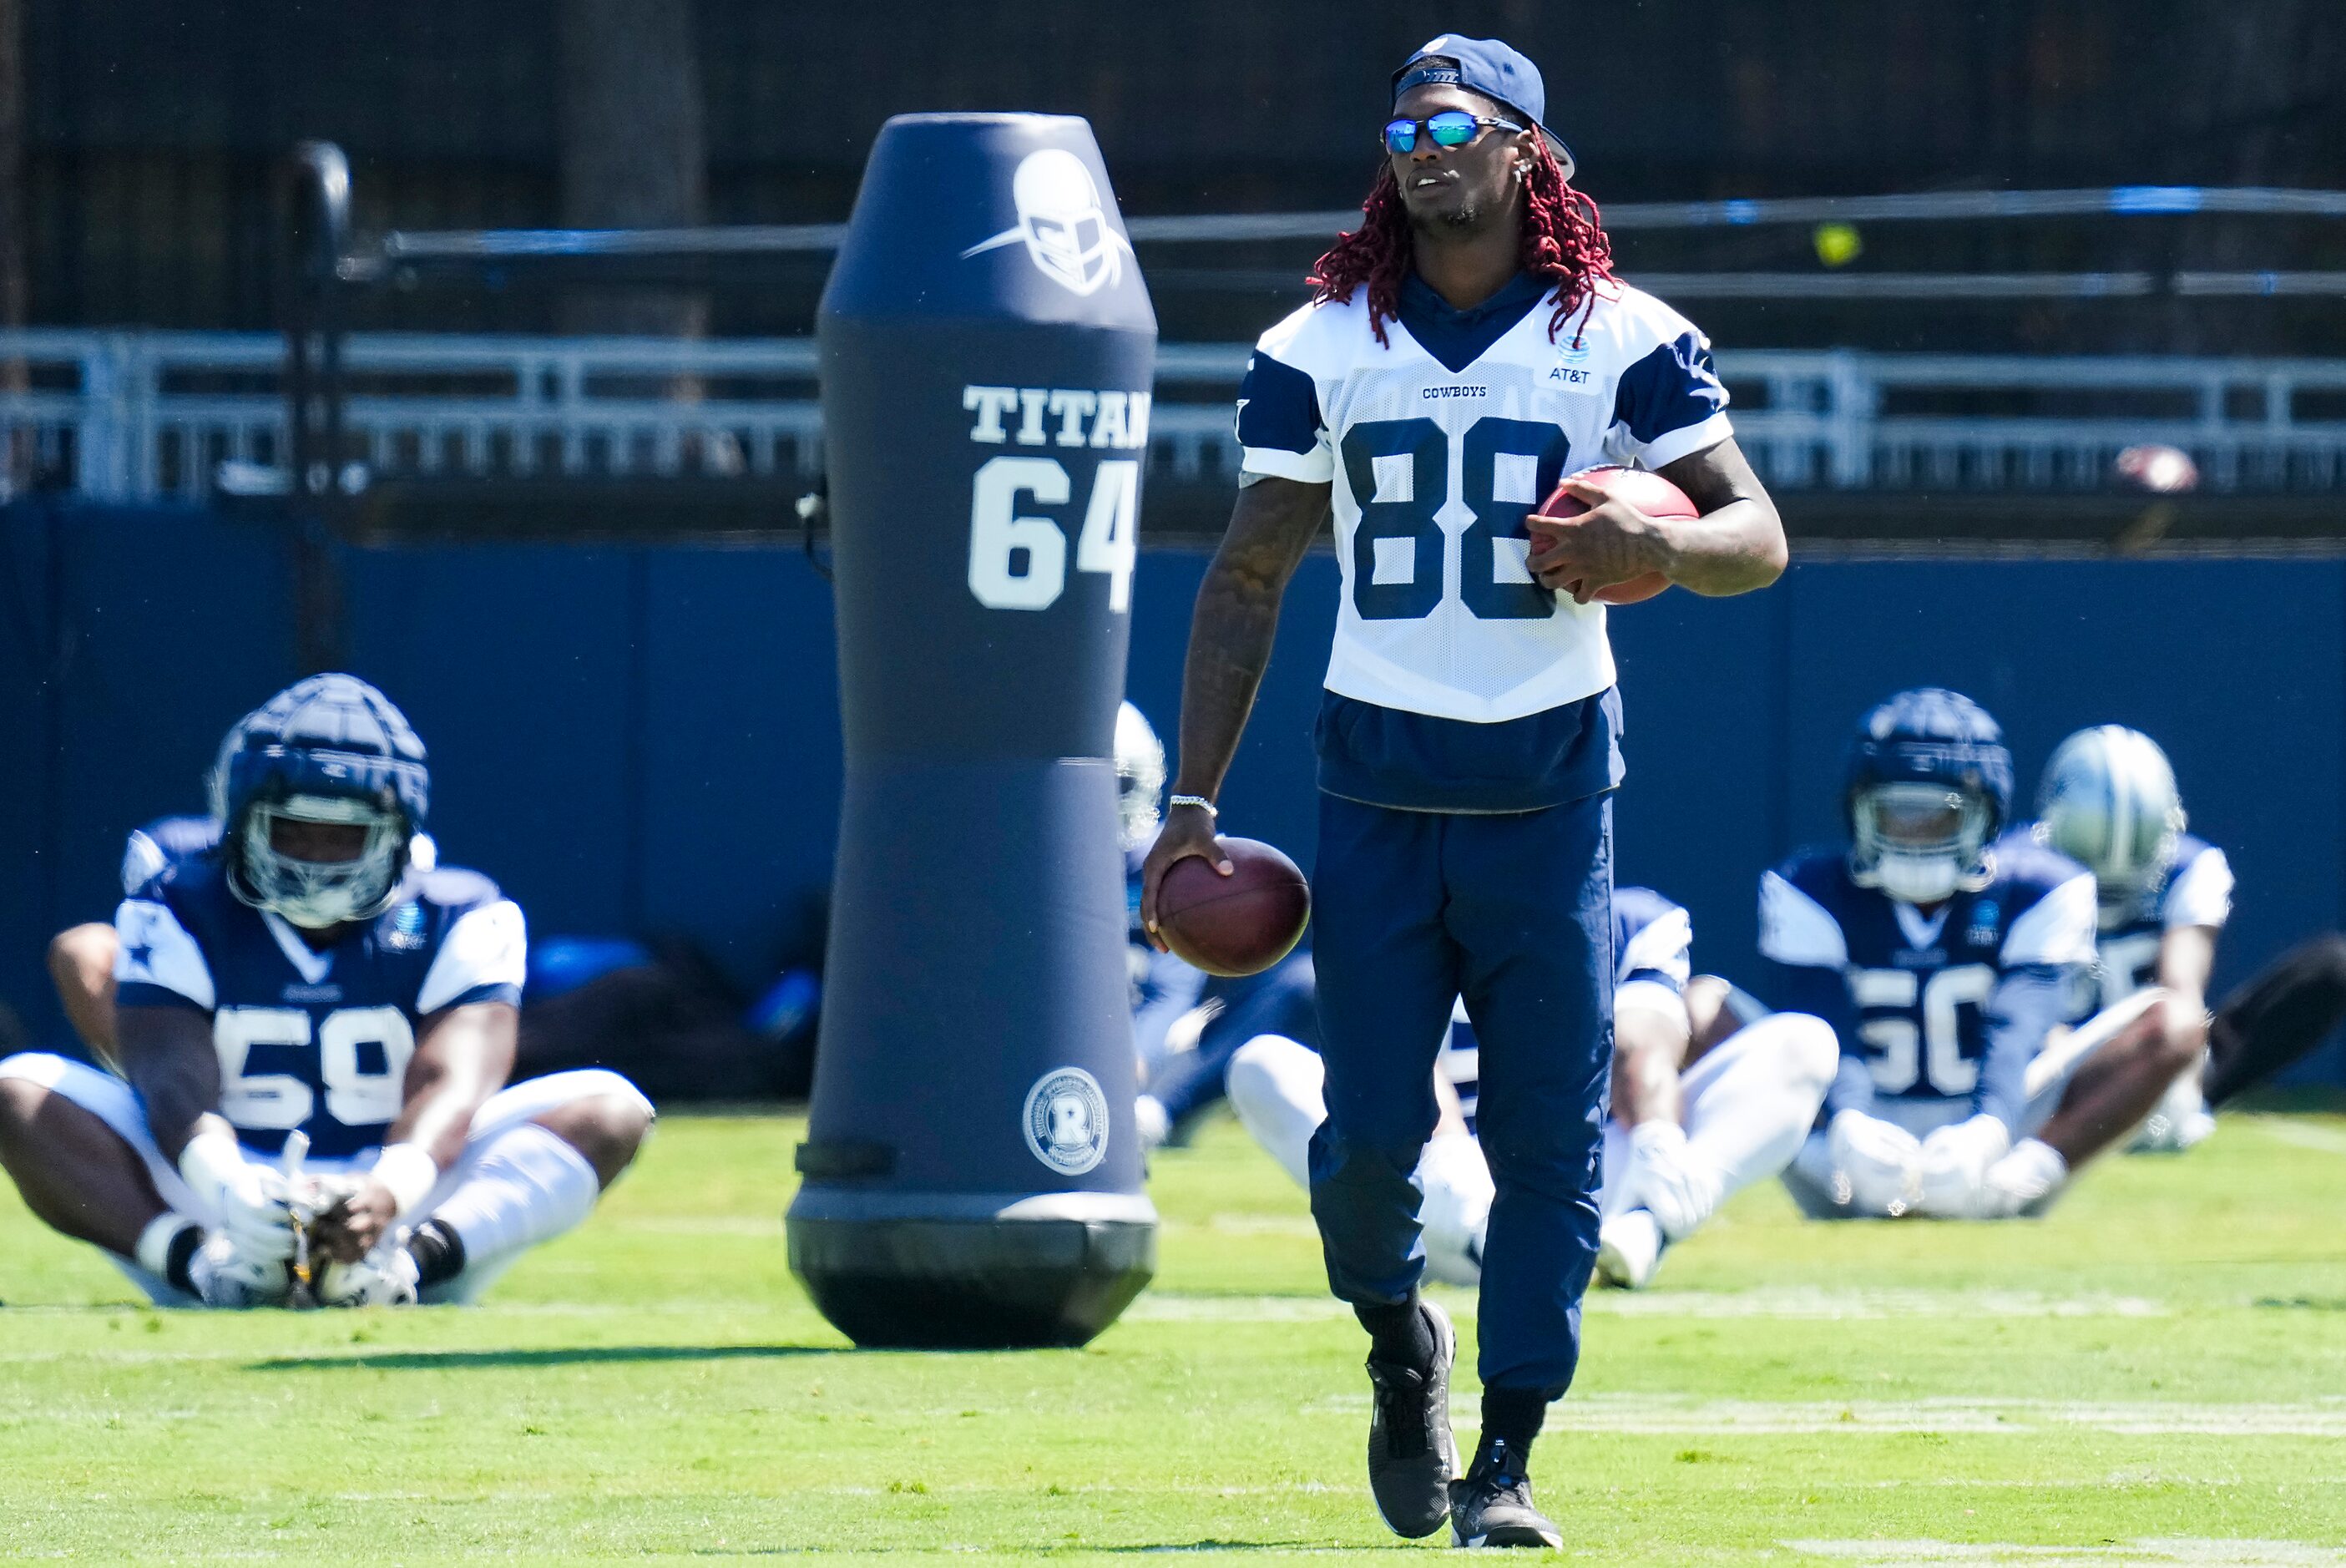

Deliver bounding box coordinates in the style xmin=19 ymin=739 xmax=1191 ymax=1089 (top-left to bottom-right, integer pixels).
xmin=0 ymin=675 xmax=653 ymax=1308
xmin=1140 ymin=36 xmax=1785 ymax=1547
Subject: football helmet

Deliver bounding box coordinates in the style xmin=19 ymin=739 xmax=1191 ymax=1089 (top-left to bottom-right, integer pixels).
xmin=219 ymin=674 xmax=429 ymax=929
xmin=1844 ymin=687 xmax=2012 ymax=905
xmin=2035 ymin=724 xmax=2186 ymax=920
xmin=1115 ymin=701 xmax=1166 ymax=853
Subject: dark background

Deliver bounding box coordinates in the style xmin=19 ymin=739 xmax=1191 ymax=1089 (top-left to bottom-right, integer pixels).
xmin=12 ymin=0 xmax=2346 ymax=350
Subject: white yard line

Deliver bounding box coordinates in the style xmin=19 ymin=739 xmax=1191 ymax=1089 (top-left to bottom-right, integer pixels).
xmin=1787 ymin=1540 xmax=2346 ymax=1566
xmin=1305 ymin=1393 xmax=2346 ymax=1436
xmin=2251 ymin=1120 xmax=2346 ymax=1156
xmin=1125 ymin=1287 xmax=2166 ymax=1323
xmin=1590 ymin=1287 xmax=2166 ymax=1320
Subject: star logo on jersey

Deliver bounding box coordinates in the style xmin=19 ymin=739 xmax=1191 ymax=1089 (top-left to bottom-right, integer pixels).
xmin=961 ymin=149 xmax=1134 ymax=297
xmin=119 ymin=904 xmax=160 ymax=977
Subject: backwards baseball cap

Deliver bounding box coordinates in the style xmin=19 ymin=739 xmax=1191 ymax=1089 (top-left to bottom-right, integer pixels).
xmin=1393 ymin=34 xmax=1575 ymax=181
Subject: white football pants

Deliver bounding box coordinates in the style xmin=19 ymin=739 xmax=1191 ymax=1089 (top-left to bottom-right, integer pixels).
xmin=1226 ymin=1010 xmax=1838 ymax=1287
xmin=0 ymin=1053 xmax=648 ymax=1305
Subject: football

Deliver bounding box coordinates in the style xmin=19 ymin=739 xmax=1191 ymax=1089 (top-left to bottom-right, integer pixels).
xmin=2114 ymin=443 xmax=2199 ymax=494
xmin=1529 ymin=465 xmax=1700 ymax=604
xmin=1155 ymin=837 xmax=1311 ymax=978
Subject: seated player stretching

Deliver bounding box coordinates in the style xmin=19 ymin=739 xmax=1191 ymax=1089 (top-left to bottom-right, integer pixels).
xmin=2027 ymin=724 xmax=2346 ymax=1148
xmin=1763 ymin=688 xmax=2186 ymax=1220
xmin=0 ymin=675 xmax=653 ymax=1307
xmin=44 ymin=726 xmax=438 ymax=1074
xmin=1225 ymin=887 xmax=1837 ymax=1288
xmin=1115 ymin=701 xmax=1317 ymax=1151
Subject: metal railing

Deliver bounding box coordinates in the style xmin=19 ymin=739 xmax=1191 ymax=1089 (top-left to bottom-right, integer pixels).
xmin=3 ymin=328 xmax=2343 ymax=505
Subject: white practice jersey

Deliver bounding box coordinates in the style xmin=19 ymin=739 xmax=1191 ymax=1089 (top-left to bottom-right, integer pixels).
xmin=2093 ymin=832 xmax=2232 ymax=1008
xmin=1235 ymin=273 xmax=1732 ymax=723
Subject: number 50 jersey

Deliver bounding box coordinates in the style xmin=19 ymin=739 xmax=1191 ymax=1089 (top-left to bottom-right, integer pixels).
xmin=114 ymin=856 xmax=526 ymax=1159
xmin=1235 ymin=273 xmax=1732 ymax=724
xmin=1757 ymin=838 xmax=2097 ymax=1130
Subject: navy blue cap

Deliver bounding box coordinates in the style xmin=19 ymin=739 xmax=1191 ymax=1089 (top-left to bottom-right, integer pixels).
xmin=1393 ymin=34 xmax=1575 ymax=181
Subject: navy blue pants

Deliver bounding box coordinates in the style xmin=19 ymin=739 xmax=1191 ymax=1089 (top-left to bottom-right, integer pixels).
xmin=1149 ymin=950 xmax=1321 ymax=1129
xmin=1307 ymin=789 xmax=1613 ymax=1399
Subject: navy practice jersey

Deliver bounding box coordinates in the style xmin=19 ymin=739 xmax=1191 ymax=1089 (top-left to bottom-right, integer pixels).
xmin=1758 ymin=839 xmax=2096 ymax=1130
xmin=1441 ymin=885 xmax=1692 ymax=1130
xmin=2006 ymin=827 xmax=2233 ymax=1011
xmin=113 ymin=855 xmax=525 ymax=1159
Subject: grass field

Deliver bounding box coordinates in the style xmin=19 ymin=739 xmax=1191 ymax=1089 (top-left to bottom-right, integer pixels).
xmin=4 ymin=1109 xmax=2345 ymax=1564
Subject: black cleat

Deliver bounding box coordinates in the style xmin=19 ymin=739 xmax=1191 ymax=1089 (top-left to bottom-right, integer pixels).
xmin=1449 ymin=1440 xmax=1561 ymax=1550
xmin=1363 ymin=1299 xmax=1459 ymax=1538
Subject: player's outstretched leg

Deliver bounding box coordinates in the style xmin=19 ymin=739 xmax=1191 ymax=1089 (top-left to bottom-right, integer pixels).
xmin=2017 ymin=993 xmax=2194 ymax=1211
xmin=2203 ymin=933 xmax=2346 ymax=1108
xmin=1228 ymin=1034 xmax=1493 ymax=1290
xmin=325 ymin=1070 xmax=655 ymax=1308
xmin=0 ymin=1053 xmax=291 ymax=1307
xmin=1224 ymin=1033 xmax=1325 ymax=1188
xmin=1143 ymin=953 xmax=1319 ymax=1146
xmin=1596 ymin=1011 xmax=1837 ymax=1287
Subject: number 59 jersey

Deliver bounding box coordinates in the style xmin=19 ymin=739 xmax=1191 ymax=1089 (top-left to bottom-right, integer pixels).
xmin=1757 ymin=839 xmax=2097 ymax=1125
xmin=114 ymin=855 xmax=526 ymax=1159
xmin=1235 ymin=274 xmax=1732 ymax=723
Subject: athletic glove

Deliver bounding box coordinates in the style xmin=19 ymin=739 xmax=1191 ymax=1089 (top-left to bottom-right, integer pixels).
xmin=1828 ymin=1109 xmax=1924 ymax=1216
xmin=1621 ymin=1120 xmax=1723 ymax=1241
xmin=1915 ymin=1114 xmax=2014 ymax=1219
xmin=177 ymin=1128 xmax=297 ymax=1262
xmin=1976 ymin=1136 xmax=2067 ymax=1219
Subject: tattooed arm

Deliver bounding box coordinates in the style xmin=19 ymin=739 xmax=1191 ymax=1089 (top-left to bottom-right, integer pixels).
xmin=1138 ymin=475 xmax=1330 ymax=945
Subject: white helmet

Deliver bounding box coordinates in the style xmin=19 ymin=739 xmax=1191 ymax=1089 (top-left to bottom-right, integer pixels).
xmin=1115 ymin=701 xmax=1166 ymax=853
xmin=2036 ymin=725 xmax=2186 ymax=921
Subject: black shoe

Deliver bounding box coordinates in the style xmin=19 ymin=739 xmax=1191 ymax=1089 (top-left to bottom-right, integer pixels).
xmin=1449 ymin=1440 xmax=1561 ymax=1550
xmin=1363 ymin=1299 xmax=1458 ymax=1538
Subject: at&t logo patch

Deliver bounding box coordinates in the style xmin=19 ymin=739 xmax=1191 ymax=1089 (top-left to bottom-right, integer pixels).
xmin=1023 ymin=1066 xmax=1110 ymax=1175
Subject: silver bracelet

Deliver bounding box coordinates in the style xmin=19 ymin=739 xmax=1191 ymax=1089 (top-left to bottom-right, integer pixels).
xmin=1169 ymin=794 xmax=1218 ymax=817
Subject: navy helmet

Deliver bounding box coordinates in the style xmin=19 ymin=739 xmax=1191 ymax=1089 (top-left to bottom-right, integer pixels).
xmin=218 ymin=674 xmax=429 ymax=928
xmin=1843 ymin=687 xmax=2013 ymax=904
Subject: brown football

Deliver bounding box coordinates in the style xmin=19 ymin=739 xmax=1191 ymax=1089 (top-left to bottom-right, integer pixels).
xmin=1156 ymin=837 xmax=1311 ymax=979
xmin=1529 ymin=464 xmax=1698 ymax=604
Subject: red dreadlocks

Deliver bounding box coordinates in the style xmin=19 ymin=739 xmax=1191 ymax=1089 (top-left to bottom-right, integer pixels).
xmin=1307 ymin=138 xmax=1616 ymax=349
